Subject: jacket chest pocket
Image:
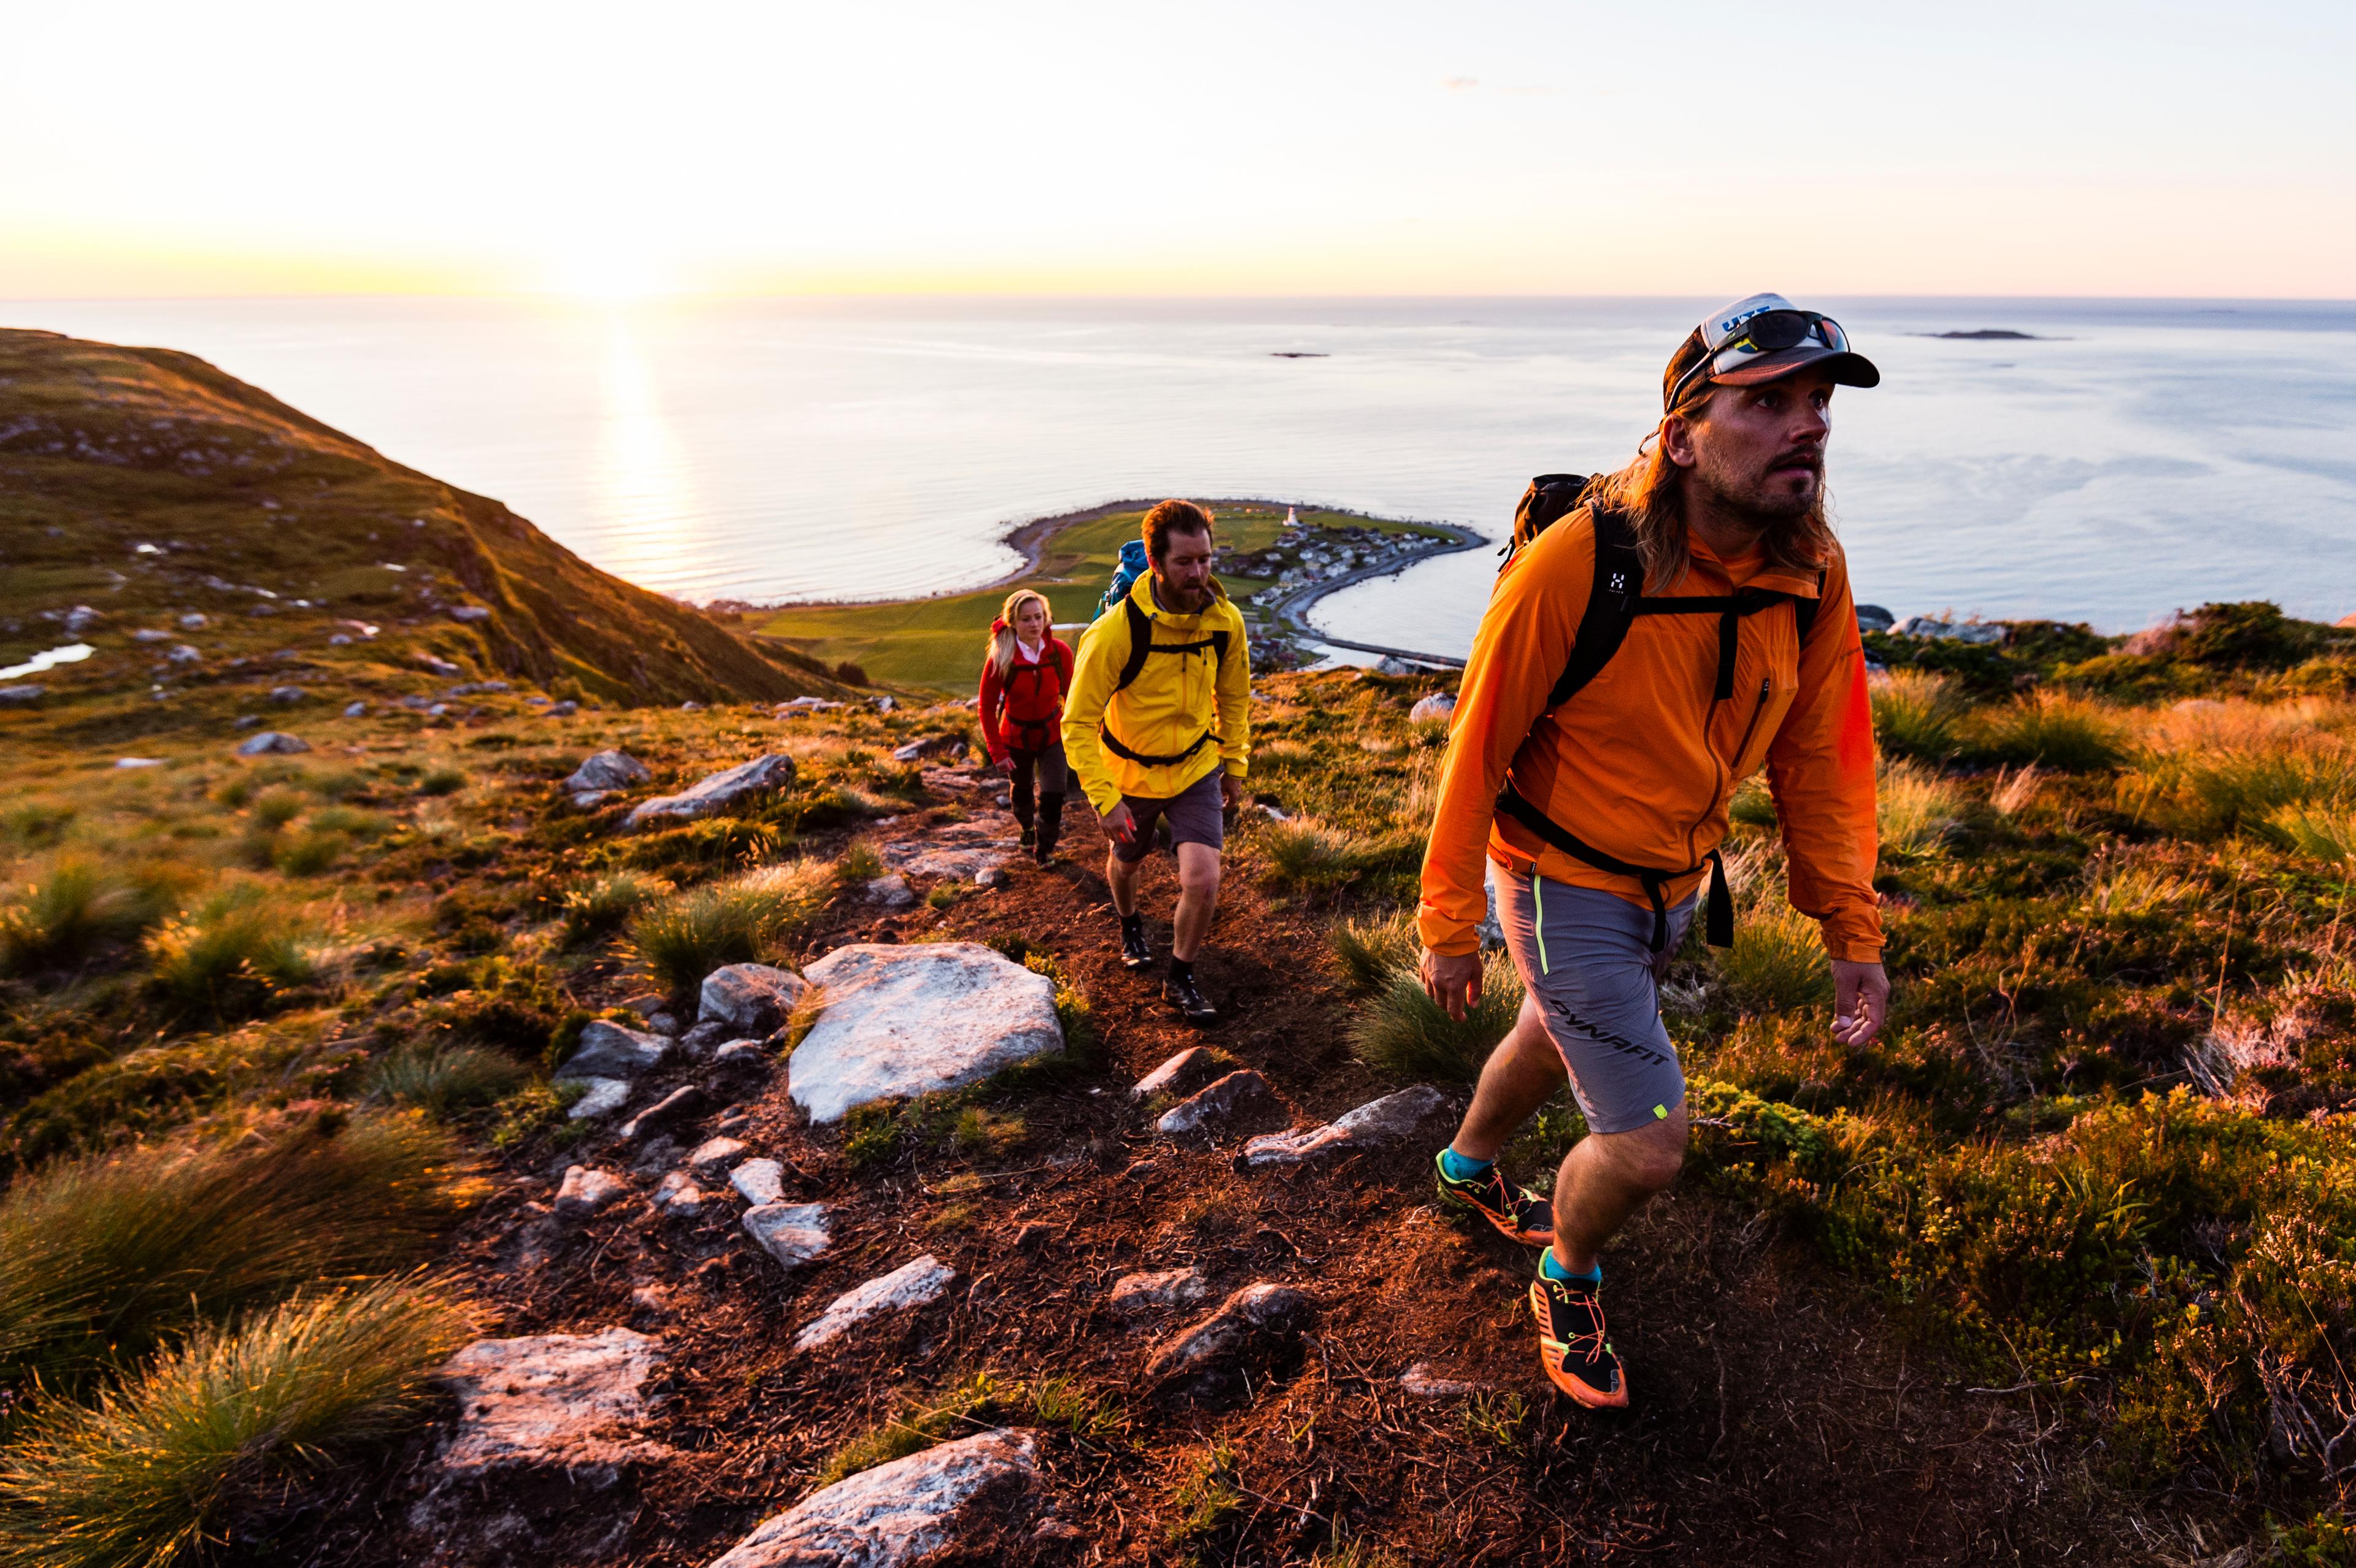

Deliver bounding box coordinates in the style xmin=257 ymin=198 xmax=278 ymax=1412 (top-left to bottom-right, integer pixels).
xmin=1727 ymin=619 xmax=1803 ymax=777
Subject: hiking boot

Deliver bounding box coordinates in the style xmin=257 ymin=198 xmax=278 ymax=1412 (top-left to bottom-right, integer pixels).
xmin=1529 ymin=1270 xmax=1627 ymax=1409
xmin=1163 ymin=970 xmax=1217 ymax=1024
xmin=1018 ymin=825 xmax=1037 ymax=851
xmin=1033 ymin=840 xmax=1057 ymax=866
xmin=1118 ymin=919 xmax=1152 ymax=970
xmin=1434 ymin=1152 xmax=1554 ymax=1246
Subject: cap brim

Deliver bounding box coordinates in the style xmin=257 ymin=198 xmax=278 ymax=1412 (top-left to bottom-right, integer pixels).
xmin=1712 ymin=345 xmax=1881 ymax=390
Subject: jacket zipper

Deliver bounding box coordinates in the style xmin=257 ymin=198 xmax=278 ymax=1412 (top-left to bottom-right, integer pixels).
xmin=1687 ymin=675 xmax=1771 ymax=866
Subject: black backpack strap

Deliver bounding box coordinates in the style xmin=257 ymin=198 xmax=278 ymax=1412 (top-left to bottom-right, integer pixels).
xmin=1100 ymin=725 xmax=1214 ymax=767
xmin=1115 ymin=596 xmax=1153 ymax=693
xmin=1496 ymin=782 xmax=1732 ymax=952
xmin=1793 ymin=567 xmax=1828 ymax=646
xmin=1543 ymin=507 xmax=1644 ymax=710
xmin=1211 ymin=629 xmax=1229 ymax=669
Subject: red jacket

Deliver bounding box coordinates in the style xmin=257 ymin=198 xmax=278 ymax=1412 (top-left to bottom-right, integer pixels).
xmin=979 ymin=628 xmax=1075 ymax=761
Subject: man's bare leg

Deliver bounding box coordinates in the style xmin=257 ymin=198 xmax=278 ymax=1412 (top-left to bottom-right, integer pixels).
xmin=1169 ymin=842 xmax=1221 ymax=962
xmin=1105 ymin=845 xmax=1140 ymax=917
xmin=1548 ymin=1109 xmax=1687 ymax=1274
xmin=1447 ymin=996 xmax=1565 ymax=1162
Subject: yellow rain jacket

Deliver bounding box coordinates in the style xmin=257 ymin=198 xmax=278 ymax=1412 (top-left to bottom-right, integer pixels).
xmin=1063 ymin=573 xmax=1252 ymax=812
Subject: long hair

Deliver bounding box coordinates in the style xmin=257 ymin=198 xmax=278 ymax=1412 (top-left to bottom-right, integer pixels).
xmin=985 ymin=588 xmax=1052 ymax=677
xmin=1584 ymin=388 xmax=1834 ymax=593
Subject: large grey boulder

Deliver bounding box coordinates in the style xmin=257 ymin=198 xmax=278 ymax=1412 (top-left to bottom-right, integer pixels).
xmin=236 ymin=730 xmax=310 ymax=755
xmin=698 ymin=963 xmax=807 ymax=1036
xmin=563 ymin=749 xmax=650 ymax=794
xmin=704 ymin=1428 xmax=1045 ymax=1568
xmin=1238 ymin=1085 xmax=1452 ymax=1167
xmin=1155 ymin=1070 xmax=1284 ymax=1140
xmin=788 ymin=943 xmax=1062 ymax=1124
xmin=793 ymin=1255 xmax=956 ymax=1352
xmin=742 ymin=1202 xmax=831 ymax=1272
xmin=430 ymin=1327 xmax=673 ymax=1482
xmin=556 ymin=1021 xmax=671 ymax=1081
xmin=624 ymin=754 xmax=796 ymax=828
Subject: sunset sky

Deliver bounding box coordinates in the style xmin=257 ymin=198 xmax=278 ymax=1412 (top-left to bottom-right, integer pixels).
xmin=7 ymin=0 xmax=2349 ymax=299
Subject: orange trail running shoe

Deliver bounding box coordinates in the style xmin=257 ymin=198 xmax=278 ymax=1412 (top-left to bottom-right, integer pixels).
xmin=1434 ymin=1151 xmax=1554 ymax=1246
xmin=1529 ymin=1269 xmax=1628 ymax=1409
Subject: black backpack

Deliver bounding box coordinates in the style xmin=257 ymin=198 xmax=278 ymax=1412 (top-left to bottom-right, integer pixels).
xmin=1099 ymin=594 xmax=1231 ymax=767
xmin=1493 ymin=473 xmax=1827 ymax=953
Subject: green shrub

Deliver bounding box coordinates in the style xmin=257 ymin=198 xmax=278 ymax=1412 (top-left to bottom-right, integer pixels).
xmin=363 ymin=1043 xmax=530 ymax=1117
xmin=3 ymin=804 xmax=77 ymax=848
xmin=0 ymin=1280 xmax=471 ymax=1568
xmin=2272 ymin=805 xmax=2356 ymax=866
xmin=0 ymin=1114 xmax=477 ymax=1392
xmin=248 ymin=787 xmax=307 ymax=830
xmin=1328 ymin=911 xmax=1418 ymax=993
xmin=1348 ymin=955 xmax=1523 ymax=1083
xmin=1717 ymin=901 xmax=1831 ymax=1013
xmin=271 ymin=828 xmax=348 ymax=876
xmin=144 ymin=888 xmax=319 ymax=1021
xmin=1869 ymin=669 xmax=1969 ymax=761
xmin=1966 ymin=692 xmax=2127 ymax=771
xmin=624 ymin=859 xmax=834 ymax=991
xmin=416 ymin=768 xmax=466 ymax=797
xmin=559 ymin=869 xmax=672 ymax=945
xmin=0 ymin=859 xmax=161 ymax=975
xmin=1728 ymin=776 xmax=1777 ymax=828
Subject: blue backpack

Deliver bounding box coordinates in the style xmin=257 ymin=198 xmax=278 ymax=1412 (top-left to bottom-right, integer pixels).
xmin=1099 ymin=540 xmax=1150 ymax=618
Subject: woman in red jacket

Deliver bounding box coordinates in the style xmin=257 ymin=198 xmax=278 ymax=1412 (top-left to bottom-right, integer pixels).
xmin=979 ymin=588 xmax=1076 ymax=864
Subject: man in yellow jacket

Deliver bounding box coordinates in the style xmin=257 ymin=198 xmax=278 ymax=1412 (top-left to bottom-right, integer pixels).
xmin=1063 ymin=500 xmax=1252 ymax=1023
xmin=1420 ymin=294 xmax=1891 ymax=1410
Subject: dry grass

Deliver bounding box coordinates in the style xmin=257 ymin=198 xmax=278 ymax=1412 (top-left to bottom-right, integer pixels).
xmin=1876 ymin=759 xmax=1963 ymax=861
xmin=0 ymin=1280 xmax=473 ymax=1568
xmin=1869 ymin=669 xmax=1969 ymax=761
xmin=1348 ymin=953 xmax=1523 ymax=1083
xmin=625 ymin=858 xmax=838 ymax=990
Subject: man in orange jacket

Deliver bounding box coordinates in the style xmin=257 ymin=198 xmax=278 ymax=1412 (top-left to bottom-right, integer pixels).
xmin=1419 ymin=294 xmax=1890 ymax=1409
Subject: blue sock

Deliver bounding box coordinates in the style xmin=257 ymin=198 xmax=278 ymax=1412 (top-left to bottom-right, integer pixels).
xmin=1539 ymin=1251 xmax=1603 ymax=1289
xmin=1438 ymin=1146 xmax=1493 ymax=1182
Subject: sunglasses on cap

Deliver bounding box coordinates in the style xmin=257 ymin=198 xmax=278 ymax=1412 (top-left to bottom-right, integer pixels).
xmin=1667 ymin=309 xmax=1850 ymax=410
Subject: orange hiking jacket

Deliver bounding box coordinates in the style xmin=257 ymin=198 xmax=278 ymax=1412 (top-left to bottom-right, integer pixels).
xmin=1415 ymin=506 xmax=1882 ymax=963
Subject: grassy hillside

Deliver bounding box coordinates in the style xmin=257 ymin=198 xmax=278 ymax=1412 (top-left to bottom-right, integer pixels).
xmin=755 ymin=503 xmax=1440 ymax=690
xmin=0 ymin=329 xmax=843 ymax=720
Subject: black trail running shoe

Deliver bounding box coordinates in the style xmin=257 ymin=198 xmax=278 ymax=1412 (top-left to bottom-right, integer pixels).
xmin=1529 ymin=1271 xmax=1627 ymax=1409
xmin=1118 ymin=920 xmax=1152 ymax=970
xmin=1164 ymin=971 xmax=1217 ymax=1024
xmin=1018 ymin=826 xmax=1037 ymax=851
xmin=1434 ymin=1151 xmax=1555 ymax=1246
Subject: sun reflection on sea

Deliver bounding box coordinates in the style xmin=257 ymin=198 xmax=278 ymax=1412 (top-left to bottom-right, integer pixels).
xmin=583 ymin=310 xmax=703 ymax=593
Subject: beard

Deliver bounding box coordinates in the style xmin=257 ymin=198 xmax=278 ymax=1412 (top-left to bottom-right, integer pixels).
xmin=1156 ymin=575 xmax=1211 ymax=613
xmin=1691 ymin=447 xmax=1828 ymax=534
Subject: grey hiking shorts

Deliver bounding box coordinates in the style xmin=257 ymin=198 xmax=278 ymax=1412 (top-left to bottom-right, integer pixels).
xmin=1490 ymin=863 xmax=1695 ymax=1136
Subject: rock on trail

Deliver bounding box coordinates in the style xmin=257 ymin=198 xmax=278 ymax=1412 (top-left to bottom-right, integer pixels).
xmin=1109 ymin=1267 xmax=1211 ymax=1318
xmin=703 ymin=1428 xmax=1048 ymax=1568
xmin=554 ymin=1166 xmax=628 ymax=1220
xmin=793 ymin=1255 xmax=957 ymax=1352
xmin=698 ymin=962 xmax=807 ymax=1037
xmin=1155 ymin=1069 xmax=1284 ymax=1140
xmin=1238 ymin=1084 xmax=1452 ymax=1167
xmin=742 ymin=1202 xmax=833 ymax=1273
xmin=624 ymin=754 xmax=795 ymax=829
xmin=556 ymin=1020 xmax=671 ymax=1081
xmin=429 ymin=1327 xmax=674 ymax=1483
xmin=787 ymin=943 xmax=1063 ymax=1124
xmin=1144 ymin=1282 xmax=1317 ymax=1404
xmin=878 ymin=819 xmax=1020 ymax=882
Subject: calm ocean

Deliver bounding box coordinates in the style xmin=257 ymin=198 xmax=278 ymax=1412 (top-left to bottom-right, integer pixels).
xmin=10 ymin=296 xmax=2352 ymax=653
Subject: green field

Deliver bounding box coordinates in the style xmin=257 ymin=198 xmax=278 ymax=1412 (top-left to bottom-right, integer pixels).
xmin=753 ymin=504 xmax=1442 ymax=691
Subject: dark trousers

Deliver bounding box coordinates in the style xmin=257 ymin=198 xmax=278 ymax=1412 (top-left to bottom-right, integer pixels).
xmin=1008 ymin=740 xmax=1068 ymax=853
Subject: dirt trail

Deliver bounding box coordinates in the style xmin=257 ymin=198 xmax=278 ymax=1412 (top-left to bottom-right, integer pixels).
xmin=311 ymin=767 xmax=2128 ymax=1567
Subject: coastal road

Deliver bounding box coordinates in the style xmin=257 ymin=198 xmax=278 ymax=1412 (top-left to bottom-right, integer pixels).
xmin=1266 ymin=521 xmax=1487 ymax=668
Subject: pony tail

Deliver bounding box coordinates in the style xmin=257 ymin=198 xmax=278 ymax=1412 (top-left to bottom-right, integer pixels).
xmin=985 ymin=620 xmax=1015 ymax=677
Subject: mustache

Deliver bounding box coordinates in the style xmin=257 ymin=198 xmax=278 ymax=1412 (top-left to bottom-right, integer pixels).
xmin=1765 ymin=448 xmax=1825 ymax=473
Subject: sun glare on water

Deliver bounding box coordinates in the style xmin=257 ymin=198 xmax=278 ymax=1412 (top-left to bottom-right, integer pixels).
xmin=544 ymin=253 xmax=669 ymax=303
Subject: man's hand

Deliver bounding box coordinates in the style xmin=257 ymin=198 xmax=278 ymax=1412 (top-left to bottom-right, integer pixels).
xmin=1830 ymin=959 xmax=1889 ymax=1048
xmin=1220 ymin=773 xmax=1245 ymax=812
xmin=1100 ymin=801 xmax=1136 ymax=845
xmin=1420 ymin=947 xmax=1482 ymax=1023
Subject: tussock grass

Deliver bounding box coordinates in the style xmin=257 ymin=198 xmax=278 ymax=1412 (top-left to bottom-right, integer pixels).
xmin=1348 ymin=954 xmax=1523 ymax=1083
xmin=1869 ymin=669 xmax=1969 ymax=761
xmin=1876 ymin=759 xmax=1963 ymax=861
xmin=0 ymin=1280 xmax=472 ymax=1568
xmin=0 ymin=859 xmax=164 ymax=975
xmin=363 ymin=1043 xmax=530 ymax=1117
xmin=2122 ymin=703 xmax=2354 ymax=840
xmin=270 ymin=829 xmax=348 ymax=876
xmin=1257 ymin=817 xmax=1417 ymax=893
xmin=1329 ymin=910 xmax=1419 ymax=992
xmin=559 ymin=869 xmax=672 ymax=945
xmin=625 ymin=858 xmax=836 ymax=990
xmin=2271 ymin=805 xmax=2356 ymax=866
xmin=1717 ymin=901 xmax=1831 ymax=1013
xmin=0 ymin=1114 xmax=478 ymax=1391
xmin=144 ymin=887 xmax=320 ymax=1021
xmin=814 ymin=1369 xmax=1122 ymax=1488
xmin=1252 ymin=739 xmax=1316 ymax=774
xmin=1966 ymin=691 xmax=2128 ymax=771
